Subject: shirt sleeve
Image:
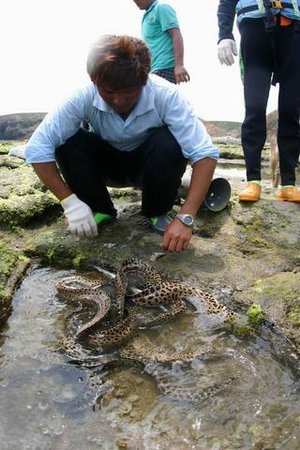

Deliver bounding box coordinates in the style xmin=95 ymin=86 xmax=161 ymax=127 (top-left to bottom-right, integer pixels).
xmin=217 ymin=0 xmax=238 ymax=42
xmin=25 ymin=91 xmax=87 ymax=163
xmin=157 ymin=4 xmax=179 ymax=31
xmin=161 ymin=89 xmax=219 ymax=165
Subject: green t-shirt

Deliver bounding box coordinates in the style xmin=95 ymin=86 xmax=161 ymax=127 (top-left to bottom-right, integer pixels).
xmin=142 ymin=1 xmax=179 ymax=72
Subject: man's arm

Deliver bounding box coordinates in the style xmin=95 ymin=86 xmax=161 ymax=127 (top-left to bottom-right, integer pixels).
xmin=162 ymin=157 xmax=217 ymax=252
xmin=217 ymin=0 xmax=238 ymax=42
xmin=168 ymin=28 xmax=190 ymax=83
xmin=32 ymin=162 xmax=72 ymax=200
xmin=180 ymin=158 xmax=217 ymax=217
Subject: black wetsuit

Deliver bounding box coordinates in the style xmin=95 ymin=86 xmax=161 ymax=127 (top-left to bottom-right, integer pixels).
xmin=218 ymin=0 xmax=300 ymax=184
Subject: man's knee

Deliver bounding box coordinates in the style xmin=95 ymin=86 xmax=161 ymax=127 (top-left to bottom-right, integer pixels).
xmin=147 ymin=127 xmax=179 ymax=147
xmin=148 ymin=127 xmax=184 ymax=163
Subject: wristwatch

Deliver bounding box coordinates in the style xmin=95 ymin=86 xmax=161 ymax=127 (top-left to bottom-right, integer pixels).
xmin=175 ymin=213 xmax=194 ymax=228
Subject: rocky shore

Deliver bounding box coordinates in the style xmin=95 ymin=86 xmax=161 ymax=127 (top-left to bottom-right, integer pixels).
xmin=0 ymin=140 xmax=299 ymax=354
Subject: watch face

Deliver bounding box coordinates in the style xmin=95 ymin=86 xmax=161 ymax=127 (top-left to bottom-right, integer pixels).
xmin=183 ymin=215 xmax=193 ymax=226
xmin=177 ymin=214 xmax=194 ymax=226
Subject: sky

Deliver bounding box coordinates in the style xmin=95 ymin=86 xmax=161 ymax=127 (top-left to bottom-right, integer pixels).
xmin=0 ymin=0 xmax=278 ymax=122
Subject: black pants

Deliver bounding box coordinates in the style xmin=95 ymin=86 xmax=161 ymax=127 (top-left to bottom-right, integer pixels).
xmin=240 ymin=18 xmax=300 ymax=185
xmin=55 ymin=127 xmax=187 ymax=218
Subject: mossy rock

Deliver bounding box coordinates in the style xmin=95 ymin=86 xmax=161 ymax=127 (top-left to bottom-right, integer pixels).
xmin=0 ymin=192 xmax=59 ymax=225
xmin=231 ymin=200 xmax=300 ymax=254
xmin=0 ymin=159 xmax=59 ymax=225
xmin=23 ymin=213 xmax=162 ymax=270
xmin=0 ymin=240 xmax=30 ymax=323
xmin=217 ymin=143 xmax=244 ymax=159
xmin=217 ymin=143 xmax=270 ymax=161
xmin=0 ymin=141 xmax=24 ymax=155
xmin=234 ymin=272 xmax=300 ymax=339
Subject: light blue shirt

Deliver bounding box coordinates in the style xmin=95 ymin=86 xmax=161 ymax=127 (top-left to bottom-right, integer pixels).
xmin=25 ymin=74 xmax=219 ymax=165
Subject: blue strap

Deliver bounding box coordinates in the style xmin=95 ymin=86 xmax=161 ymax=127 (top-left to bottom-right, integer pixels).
xmin=237 ymin=1 xmax=299 ymax=16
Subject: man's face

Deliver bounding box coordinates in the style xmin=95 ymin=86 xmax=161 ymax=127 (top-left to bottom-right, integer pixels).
xmin=97 ymin=84 xmax=143 ymax=115
xmin=133 ymin=0 xmax=155 ymax=11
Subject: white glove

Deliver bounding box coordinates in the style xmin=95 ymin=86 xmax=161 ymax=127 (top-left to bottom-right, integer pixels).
xmin=61 ymin=194 xmax=98 ymax=237
xmin=218 ymin=39 xmax=238 ymax=66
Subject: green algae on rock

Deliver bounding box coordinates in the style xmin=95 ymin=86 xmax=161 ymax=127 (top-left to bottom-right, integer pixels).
xmin=0 ymin=157 xmax=59 ymax=226
xmin=246 ymin=303 xmax=264 ymax=326
xmin=0 ymin=240 xmax=30 ymax=323
xmin=0 ymin=192 xmax=59 ymax=225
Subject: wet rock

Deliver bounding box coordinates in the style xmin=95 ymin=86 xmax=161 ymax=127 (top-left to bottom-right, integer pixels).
xmin=0 ymin=159 xmax=59 ymax=225
xmin=0 ymin=144 xmax=300 ymax=354
xmin=0 ymin=240 xmax=30 ymax=323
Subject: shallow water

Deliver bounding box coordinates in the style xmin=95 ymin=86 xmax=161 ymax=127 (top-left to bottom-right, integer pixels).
xmin=1 ymin=267 xmax=300 ymax=450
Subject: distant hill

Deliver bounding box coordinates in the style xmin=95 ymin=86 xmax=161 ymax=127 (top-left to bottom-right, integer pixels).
xmin=0 ymin=111 xmax=277 ymax=141
xmin=203 ymin=120 xmax=241 ymax=138
xmin=205 ymin=111 xmax=278 ymax=140
xmin=0 ymin=113 xmax=46 ymax=140
xmin=0 ymin=112 xmax=242 ymax=141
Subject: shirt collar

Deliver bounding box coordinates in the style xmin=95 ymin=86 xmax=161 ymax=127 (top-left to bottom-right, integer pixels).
xmin=145 ymin=0 xmax=158 ymax=14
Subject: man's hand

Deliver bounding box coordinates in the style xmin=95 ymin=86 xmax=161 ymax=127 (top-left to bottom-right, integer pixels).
xmin=217 ymin=39 xmax=237 ymax=66
xmin=161 ymin=157 xmax=217 ymax=252
xmin=174 ymin=65 xmax=190 ymax=84
xmin=168 ymin=28 xmax=190 ymax=84
xmin=161 ymin=219 xmax=193 ymax=252
xmin=61 ymin=194 xmax=98 ymax=237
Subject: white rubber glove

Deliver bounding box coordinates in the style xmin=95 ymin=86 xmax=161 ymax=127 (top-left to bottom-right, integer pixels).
xmin=61 ymin=194 xmax=98 ymax=237
xmin=218 ymin=39 xmax=238 ymax=66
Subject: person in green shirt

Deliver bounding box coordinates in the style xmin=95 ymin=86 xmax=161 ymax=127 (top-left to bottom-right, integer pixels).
xmin=133 ymin=0 xmax=190 ymax=84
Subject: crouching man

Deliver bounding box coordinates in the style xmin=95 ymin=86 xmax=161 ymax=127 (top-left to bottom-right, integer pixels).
xmin=25 ymin=34 xmax=218 ymax=252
